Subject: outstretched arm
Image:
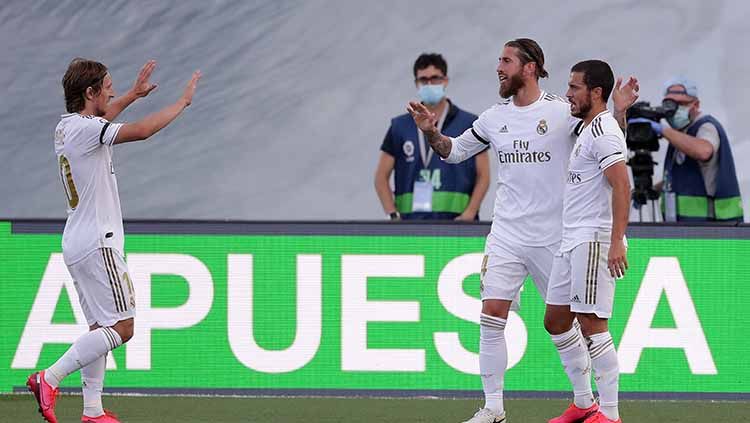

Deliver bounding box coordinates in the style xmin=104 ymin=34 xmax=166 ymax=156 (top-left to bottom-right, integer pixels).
xmin=612 ymin=76 xmax=640 ymax=129
xmin=104 ymin=60 xmax=159 ymax=121
xmin=114 ymin=70 xmax=201 ymax=144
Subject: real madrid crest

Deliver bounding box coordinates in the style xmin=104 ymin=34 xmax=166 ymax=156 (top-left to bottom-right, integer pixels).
xmin=537 ymin=119 xmax=548 ymax=135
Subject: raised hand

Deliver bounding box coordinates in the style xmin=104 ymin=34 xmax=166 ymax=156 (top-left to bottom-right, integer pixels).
xmin=612 ymin=76 xmax=640 ymax=112
xmin=181 ymin=71 xmax=202 ymax=106
xmin=407 ymin=101 xmax=438 ymax=134
xmin=132 ymin=60 xmax=158 ymax=98
xmin=406 ymin=100 xmax=453 ymax=158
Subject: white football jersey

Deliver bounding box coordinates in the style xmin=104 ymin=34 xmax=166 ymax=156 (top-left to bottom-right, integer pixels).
xmin=54 ymin=113 xmax=124 ymax=265
xmin=447 ymin=91 xmax=579 ymax=247
xmin=561 ymin=110 xmax=627 ymax=251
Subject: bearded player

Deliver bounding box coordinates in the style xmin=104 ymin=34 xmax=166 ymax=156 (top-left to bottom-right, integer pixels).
xmin=408 ymin=39 xmax=638 ymax=422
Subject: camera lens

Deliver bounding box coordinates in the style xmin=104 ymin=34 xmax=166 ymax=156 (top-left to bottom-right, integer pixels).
xmin=661 ymin=99 xmax=678 ymax=117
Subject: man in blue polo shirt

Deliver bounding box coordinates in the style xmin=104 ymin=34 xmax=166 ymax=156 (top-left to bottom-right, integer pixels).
xmin=375 ymin=53 xmax=490 ymax=221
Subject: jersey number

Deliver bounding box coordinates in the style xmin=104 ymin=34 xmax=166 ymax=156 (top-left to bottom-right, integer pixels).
xmin=59 ymin=155 xmax=79 ymax=209
xmin=419 ymin=169 xmax=442 ymax=190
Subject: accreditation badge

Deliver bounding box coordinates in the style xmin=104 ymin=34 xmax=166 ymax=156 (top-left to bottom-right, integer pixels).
xmin=664 ymin=191 xmax=677 ymax=222
xmin=412 ymin=180 xmax=433 ymax=212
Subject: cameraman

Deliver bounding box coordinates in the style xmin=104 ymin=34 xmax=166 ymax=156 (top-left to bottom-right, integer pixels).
xmin=637 ymin=77 xmax=743 ymax=222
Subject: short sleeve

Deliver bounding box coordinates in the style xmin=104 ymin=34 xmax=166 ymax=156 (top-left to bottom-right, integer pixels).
xmin=695 ymin=121 xmax=720 ymax=158
xmin=380 ymin=124 xmax=397 ymax=156
xmin=77 ymin=117 xmax=123 ymax=154
xmin=95 ymin=117 xmax=123 ymax=147
xmin=72 ymin=116 xmax=123 ymax=154
xmin=593 ymin=134 xmax=626 ymax=170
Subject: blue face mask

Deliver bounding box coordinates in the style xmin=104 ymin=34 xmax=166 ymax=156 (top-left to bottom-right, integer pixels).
xmin=417 ymin=84 xmax=445 ymax=105
xmin=667 ymin=105 xmax=691 ymax=130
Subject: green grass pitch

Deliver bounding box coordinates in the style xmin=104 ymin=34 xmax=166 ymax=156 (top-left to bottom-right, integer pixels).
xmin=1 ymin=394 xmax=747 ymax=422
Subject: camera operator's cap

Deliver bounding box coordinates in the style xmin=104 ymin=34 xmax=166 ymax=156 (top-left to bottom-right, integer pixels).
xmin=663 ymin=76 xmax=698 ymax=98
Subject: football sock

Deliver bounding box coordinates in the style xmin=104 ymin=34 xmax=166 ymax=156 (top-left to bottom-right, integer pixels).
xmin=551 ymin=325 xmax=595 ymax=409
xmin=81 ymin=354 xmax=106 ymax=417
xmin=46 ymin=327 xmax=122 ymax=388
xmin=587 ymin=331 xmax=619 ymax=420
xmin=480 ymin=313 xmax=507 ymax=415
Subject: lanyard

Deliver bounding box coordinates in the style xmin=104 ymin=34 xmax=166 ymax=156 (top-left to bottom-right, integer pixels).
xmin=416 ymin=103 xmax=449 ymax=169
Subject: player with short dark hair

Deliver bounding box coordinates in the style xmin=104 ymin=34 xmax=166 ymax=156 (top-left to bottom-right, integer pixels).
xmin=544 ymin=59 xmax=631 ymax=423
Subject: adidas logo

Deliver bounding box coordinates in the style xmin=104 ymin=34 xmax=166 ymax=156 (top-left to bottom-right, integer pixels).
xmin=571 ymin=295 xmax=581 ymax=303
xmin=499 ymin=125 xmax=508 ymax=133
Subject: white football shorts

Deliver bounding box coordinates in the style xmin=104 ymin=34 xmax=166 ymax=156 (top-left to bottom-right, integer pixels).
xmin=67 ymin=247 xmax=136 ymax=327
xmin=546 ymin=241 xmax=615 ymax=318
xmin=480 ymin=237 xmax=559 ymax=307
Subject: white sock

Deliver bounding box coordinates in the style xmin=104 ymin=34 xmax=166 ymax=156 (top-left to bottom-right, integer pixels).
xmin=45 ymin=327 xmax=122 ymax=388
xmin=551 ymin=324 xmax=594 ymax=409
xmin=81 ymin=354 xmax=106 ymax=417
xmin=479 ymin=313 xmax=506 ymax=415
xmin=587 ymin=331 xmax=619 ymax=420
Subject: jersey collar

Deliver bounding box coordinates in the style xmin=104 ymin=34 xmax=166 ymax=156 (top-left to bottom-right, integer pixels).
xmin=581 ymin=109 xmax=610 ymax=131
xmin=509 ymin=90 xmax=546 ymax=110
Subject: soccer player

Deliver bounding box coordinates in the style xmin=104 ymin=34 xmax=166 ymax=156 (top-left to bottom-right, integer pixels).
xmin=27 ymin=58 xmax=200 ymax=423
xmin=544 ymin=60 xmax=631 ymax=423
xmin=407 ymin=39 xmax=637 ymax=423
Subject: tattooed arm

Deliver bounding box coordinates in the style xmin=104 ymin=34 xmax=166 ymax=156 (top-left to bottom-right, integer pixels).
xmin=424 ymin=128 xmax=453 ymax=158
xmin=407 ymin=101 xmax=452 ymax=158
xmin=407 ymin=101 xmax=489 ymax=163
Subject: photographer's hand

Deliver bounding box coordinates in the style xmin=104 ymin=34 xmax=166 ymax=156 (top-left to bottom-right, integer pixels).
xmin=627 ymin=117 xmax=663 ymax=136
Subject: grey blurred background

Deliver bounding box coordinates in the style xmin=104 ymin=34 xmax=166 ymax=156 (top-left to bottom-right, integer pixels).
xmin=1 ymin=0 xmax=748 ymax=221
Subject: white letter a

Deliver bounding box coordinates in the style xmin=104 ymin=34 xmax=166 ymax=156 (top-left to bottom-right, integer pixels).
xmin=618 ymin=257 xmax=716 ymax=375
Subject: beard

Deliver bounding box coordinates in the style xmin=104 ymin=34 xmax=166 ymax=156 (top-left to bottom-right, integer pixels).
xmin=499 ymin=73 xmax=524 ymax=99
xmin=571 ymin=97 xmax=592 ymax=119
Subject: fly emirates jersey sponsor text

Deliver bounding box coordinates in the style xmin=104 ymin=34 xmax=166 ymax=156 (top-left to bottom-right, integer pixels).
xmin=446 ymin=92 xmax=580 ymax=248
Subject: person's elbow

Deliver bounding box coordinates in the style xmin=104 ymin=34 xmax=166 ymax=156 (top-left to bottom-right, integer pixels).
xmin=696 ymin=143 xmax=714 ymax=162
xmin=374 ymin=153 xmax=395 ymax=190
xmin=114 ymin=122 xmax=152 ymax=144
xmin=476 ymin=151 xmax=490 ymax=175
xmin=131 ymin=123 xmax=153 ymax=141
xmin=374 ymin=173 xmax=388 ymax=191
